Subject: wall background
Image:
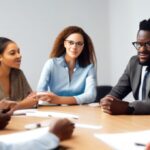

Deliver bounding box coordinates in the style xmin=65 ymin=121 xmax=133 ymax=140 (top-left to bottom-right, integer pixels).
xmin=0 ymin=0 xmax=150 ymax=100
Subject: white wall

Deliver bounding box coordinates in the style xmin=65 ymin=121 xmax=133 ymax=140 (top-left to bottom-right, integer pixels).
xmin=109 ymin=0 xmax=150 ymax=86
xmin=0 ymin=0 xmax=110 ymax=90
xmin=0 ymin=0 xmax=150 ymax=96
xmin=108 ymin=0 xmax=150 ymax=100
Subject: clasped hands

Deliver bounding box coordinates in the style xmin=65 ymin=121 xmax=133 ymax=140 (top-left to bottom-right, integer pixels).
xmin=100 ymin=95 xmax=129 ymax=115
xmin=31 ymin=91 xmax=57 ymax=103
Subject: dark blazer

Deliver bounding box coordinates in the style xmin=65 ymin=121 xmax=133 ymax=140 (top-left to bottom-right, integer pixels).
xmin=110 ymin=55 xmax=150 ymax=114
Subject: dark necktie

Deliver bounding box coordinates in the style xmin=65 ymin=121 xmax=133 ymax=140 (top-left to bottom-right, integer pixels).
xmin=142 ymin=66 xmax=150 ymax=100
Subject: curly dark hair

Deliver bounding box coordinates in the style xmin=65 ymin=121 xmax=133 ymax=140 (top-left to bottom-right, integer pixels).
xmin=139 ymin=18 xmax=150 ymax=31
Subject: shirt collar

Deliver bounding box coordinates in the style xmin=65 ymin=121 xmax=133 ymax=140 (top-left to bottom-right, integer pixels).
xmin=55 ymin=55 xmax=79 ymax=69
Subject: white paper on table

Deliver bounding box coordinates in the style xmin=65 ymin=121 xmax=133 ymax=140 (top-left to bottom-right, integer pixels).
xmin=13 ymin=109 xmax=79 ymax=119
xmin=88 ymin=103 xmax=100 ymax=107
xmin=38 ymin=100 xmax=58 ymax=106
xmin=94 ymin=130 xmax=150 ymax=150
xmin=26 ymin=111 xmax=79 ymax=119
xmin=25 ymin=122 xmax=102 ymax=130
xmin=0 ymin=127 xmax=48 ymax=143
xmin=76 ymin=123 xmax=102 ymax=129
xmin=13 ymin=109 xmax=38 ymax=115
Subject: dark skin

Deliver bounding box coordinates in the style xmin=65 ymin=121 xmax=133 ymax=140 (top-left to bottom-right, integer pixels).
xmin=100 ymin=95 xmax=129 ymax=115
xmin=137 ymin=30 xmax=150 ymax=65
xmin=49 ymin=118 xmax=75 ymax=141
xmin=0 ymin=112 xmax=11 ymax=129
xmin=100 ymin=30 xmax=150 ymax=115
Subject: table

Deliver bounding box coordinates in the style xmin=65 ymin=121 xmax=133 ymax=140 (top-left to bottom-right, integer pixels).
xmin=1 ymin=104 xmax=150 ymax=150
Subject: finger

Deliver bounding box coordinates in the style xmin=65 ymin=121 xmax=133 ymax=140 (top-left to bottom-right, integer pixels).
xmin=104 ymin=96 xmax=115 ymax=101
xmin=39 ymin=96 xmax=49 ymax=101
xmin=106 ymin=95 xmax=118 ymax=100
xmin=102 ymin=108 xmax=112 ymax=114
xmin=102 ymin=105 xmax=111 ymax=110
xmin=100 ymin=99 xmax=112 ymax=107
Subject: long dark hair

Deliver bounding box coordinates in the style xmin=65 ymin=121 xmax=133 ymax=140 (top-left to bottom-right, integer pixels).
xmin=50 ymin=26 xmax=96 ymax=67
xmin=0 ymin=37 xmax=14 ymax=54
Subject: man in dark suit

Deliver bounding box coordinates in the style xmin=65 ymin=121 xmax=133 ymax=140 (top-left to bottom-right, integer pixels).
xmin=100 ymin=18 xmax=150 ymax=115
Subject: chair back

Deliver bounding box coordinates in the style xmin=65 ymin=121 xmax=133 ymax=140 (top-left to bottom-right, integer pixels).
xmin=95 ymin=85 xmax=112 ymax=102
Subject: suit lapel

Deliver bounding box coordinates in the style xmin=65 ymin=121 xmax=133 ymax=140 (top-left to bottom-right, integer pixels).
xmin=132 ymin=63 xmax=142 ymax=97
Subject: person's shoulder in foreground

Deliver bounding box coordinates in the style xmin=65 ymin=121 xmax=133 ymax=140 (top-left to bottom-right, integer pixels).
xmin=100 ymin=18 xmax=150 ymax=115
xmin=0 ymin=112 xmax=75 ymax=150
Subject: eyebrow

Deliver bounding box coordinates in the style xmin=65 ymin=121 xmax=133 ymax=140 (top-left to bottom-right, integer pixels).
xmin=9 ymin=48 xmax=20 ymax=51
xmin=66 ymin=40 xmax=84 ymax=43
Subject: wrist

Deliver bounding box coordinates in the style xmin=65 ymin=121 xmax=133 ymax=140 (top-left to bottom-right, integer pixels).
xmin=127 ymin=103 xmax=135 ymax=114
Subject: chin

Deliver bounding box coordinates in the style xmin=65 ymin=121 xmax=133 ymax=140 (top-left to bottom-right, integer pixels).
xmin=70 ymin=55 xmax=78 ymax=59
xmin=139 ymin=59 xmax=150 ymax=66
xmin=12 ymin=65 xmax=20 ymax=69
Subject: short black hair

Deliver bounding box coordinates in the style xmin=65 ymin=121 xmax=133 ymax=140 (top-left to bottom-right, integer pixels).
xmin=139 ymin=18 xmax=150 ymax=31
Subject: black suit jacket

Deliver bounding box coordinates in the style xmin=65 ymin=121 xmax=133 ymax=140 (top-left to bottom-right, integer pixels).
xmin=110 ymin=55 xmax=150 ymax=114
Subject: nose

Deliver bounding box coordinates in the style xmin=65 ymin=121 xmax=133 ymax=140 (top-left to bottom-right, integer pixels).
xmin=17 ymin=52 xmax=22 ymax=58
xmin=72 ymin=43 xmax=78 ymax=48
xmin=139 ymin=45 xmax=147 ymax=52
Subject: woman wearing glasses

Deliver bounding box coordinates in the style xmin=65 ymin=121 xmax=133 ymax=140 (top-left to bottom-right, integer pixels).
xmin=37 ymin=26 xmax=97 ymax=105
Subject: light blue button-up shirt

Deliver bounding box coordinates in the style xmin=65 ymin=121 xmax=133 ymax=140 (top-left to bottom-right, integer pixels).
xmin=0 ymin=129 xmax=59 ymax=150
xmin=37 ymin=56 xmax=97 ymax=104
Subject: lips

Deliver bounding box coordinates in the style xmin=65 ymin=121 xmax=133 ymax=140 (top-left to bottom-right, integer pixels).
xmin=15 ymin=59 xmax=21 ymax=65
xmin=138 ymin=52 xmax=150 ymax=63
xmin=139 ymin=53 xmax=149 ymax=58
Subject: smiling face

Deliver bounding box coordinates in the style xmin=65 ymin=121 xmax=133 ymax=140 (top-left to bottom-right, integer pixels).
xmin=136 ymin=30 xmax=150 ymax=66
xmin=64 ymin=33 xmax=84 ymax=61
xmin=0 ymin=42 xmax=22 ymax=69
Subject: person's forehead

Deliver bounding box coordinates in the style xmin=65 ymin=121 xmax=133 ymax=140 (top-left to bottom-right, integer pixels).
xmin=137 ymin=30 xmax=150 ymax=41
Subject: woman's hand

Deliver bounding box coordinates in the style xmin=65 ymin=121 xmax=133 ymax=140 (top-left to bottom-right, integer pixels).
xmin=0 ymin=99 xmax=18 ymax=113
xmin=36 ymin=92 xmax=56 ymax=103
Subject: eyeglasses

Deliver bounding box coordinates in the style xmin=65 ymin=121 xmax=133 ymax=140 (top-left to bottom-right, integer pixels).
xmin=132 ymin=41 xmax=150 ymax=50
xmin=65 ymin=40 xmax=84 ymax=48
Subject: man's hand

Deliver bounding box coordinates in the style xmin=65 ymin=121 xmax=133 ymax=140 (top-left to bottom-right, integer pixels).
xmin=49 ymin=118 xmax=75 ymax=141
xmin=100 ymin=95 xmax=129 ymax=115
xmin=0 ymin=113 xmax=11 ymax=129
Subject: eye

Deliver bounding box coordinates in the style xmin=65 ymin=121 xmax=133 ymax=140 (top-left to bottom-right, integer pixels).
xmin=8 ymin=49 xmax=20 ymax=55
xmin=9 ymin=50 xmax=16 ymax=55
xmin=136 ymin=42 xmax=141 ymax=46
xmin=146 ymin=42 xmax=150 ymax=47
xmin=77 ymin=42 xmax=84 ymax=46
xmin=68 ymin=41 xmax=74 ymax=45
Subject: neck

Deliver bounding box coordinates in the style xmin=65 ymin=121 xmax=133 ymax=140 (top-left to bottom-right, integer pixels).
xmin=65 ymin=55 xmax=76 ymax=70
xmin=0 ymin=66 xmax=11 ymax=78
